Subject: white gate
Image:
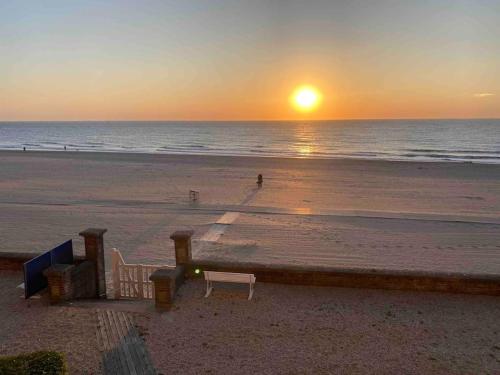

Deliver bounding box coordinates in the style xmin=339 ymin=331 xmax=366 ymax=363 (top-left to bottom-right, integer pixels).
xmin=111 ymin=248 xmax=174 ymax=299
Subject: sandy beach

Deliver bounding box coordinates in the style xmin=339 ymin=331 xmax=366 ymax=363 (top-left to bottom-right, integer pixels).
xmin=1 ymin=151 xmax=500 ymax=374
xmin=1 ymin=150 xmax=500 ymax=275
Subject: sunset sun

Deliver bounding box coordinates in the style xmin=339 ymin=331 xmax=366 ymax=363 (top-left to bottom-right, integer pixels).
xmin=291 ymin=86 xmax=322 ymax=112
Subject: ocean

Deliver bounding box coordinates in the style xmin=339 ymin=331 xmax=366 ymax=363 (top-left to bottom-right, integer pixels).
xmin=1 ymin=119 xmax=499 ymax=163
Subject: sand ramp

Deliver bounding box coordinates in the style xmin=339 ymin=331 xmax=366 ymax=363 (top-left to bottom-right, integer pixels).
xmin=96 ymin=309 xmax=156 ymax=375
xmin=216 ymin=211 xmax=240 ymax=224
xmin=197 ymin=189 xmax=258 ymax=245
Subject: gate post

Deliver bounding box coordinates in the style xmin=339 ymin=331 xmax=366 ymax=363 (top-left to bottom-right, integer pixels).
xmin=170 ymin=230 xmax=194 ymax=266
xmin=44 ymin=264 xmax=75 ymax=303
xmin=150 ymin=267 xmax=184 ymax=311
xmin=148 ymin=229 xmax=194 ymax=311
xmin=79 ymin=228 xmax=107 ymax=298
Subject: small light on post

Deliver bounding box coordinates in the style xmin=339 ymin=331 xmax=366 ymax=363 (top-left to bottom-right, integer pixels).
xmin=194 ymin=268 xmax=201 ymax=275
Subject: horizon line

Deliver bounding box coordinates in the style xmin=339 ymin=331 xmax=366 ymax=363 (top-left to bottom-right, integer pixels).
xmin=1 ymin=117 xmax=500 ymax=123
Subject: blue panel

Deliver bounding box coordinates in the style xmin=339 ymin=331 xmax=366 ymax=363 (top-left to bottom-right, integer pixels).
xmin=50 ymin=239 xmax=73 ymax=265
xmin=23 ymin=252 xmax=51 ymax=299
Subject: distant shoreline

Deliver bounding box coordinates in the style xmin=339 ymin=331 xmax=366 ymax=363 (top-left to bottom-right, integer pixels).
xmin=3 ymin=148 xmax=500 ymax=166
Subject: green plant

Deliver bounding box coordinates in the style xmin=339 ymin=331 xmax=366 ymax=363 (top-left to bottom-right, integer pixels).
xmin=0 ymin=351 xmax=67 ymax=375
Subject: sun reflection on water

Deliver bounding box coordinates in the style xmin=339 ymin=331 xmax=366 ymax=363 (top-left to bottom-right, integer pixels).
xmin=298 ymin=145 xmax=313 ymax=156
xmin=293 ymin=123 xmax=318 ymax=158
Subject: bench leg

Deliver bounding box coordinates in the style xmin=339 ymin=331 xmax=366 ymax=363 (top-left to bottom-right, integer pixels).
xmin=248 ymin=282 xmax=254 ymax=300
xmin=204 ymin=280 xmax=213 ymax=298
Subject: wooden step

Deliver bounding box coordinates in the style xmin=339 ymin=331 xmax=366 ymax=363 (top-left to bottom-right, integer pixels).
xmin=96 ymin=309 xmax=156 ymax=375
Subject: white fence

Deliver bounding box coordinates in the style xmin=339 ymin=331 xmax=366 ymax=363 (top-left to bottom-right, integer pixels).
xmin=111 ymin=248 xmax=174 ymax=300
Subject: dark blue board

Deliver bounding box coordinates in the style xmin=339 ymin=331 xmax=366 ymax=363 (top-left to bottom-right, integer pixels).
xmin=50 ymin=239 xmax=73 ymax=265
xmin=23 ymin=252 xmax=51 ymax=299
xmin=23 ymin=239 xmax=74 ymax=299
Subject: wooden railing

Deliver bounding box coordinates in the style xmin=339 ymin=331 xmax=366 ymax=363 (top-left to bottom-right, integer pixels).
xmin=111 ymin=248 xmax=174 ymax=299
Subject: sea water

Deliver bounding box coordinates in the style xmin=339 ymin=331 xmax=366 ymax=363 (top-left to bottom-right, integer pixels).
xmin=1 ymin=119 xmax=499 ymax=163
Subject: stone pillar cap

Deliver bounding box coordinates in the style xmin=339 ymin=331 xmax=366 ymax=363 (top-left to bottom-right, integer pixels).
xmin=170 ymin=230 xmax=194 ymax=240
xmin=79 ymin=228 xmax=108 ymax=237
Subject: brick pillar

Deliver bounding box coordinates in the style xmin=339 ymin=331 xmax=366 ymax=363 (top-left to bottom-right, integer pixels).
xmin=44 ymin=264 xmax=75 ymax=304
xmin=170 ymin=230 xmax=194 ymax=266
xmin=79 ymin=228 xmax=107 ymax=298
xmin=149 ymin=267 xmax=185 ymax=311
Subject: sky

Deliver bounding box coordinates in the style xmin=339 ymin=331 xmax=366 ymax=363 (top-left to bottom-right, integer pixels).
xmin=1 ymin=0 xmax=499 ymax=121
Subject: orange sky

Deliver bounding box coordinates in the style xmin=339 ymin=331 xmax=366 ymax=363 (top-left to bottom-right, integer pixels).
xmin=1 ymin=1 xmax=499 ymax=121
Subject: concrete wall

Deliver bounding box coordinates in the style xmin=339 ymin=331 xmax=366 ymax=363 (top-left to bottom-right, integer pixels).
xmin=188 ymin=260 xmax=500 ymax=296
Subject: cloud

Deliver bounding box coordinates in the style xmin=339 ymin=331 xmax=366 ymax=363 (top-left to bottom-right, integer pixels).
xmin=473 ymin=93 xmax=495 ymax=98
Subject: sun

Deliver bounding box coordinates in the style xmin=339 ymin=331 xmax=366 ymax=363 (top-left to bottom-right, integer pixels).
xmin=291 ymin=85 xmax=322 ymax=112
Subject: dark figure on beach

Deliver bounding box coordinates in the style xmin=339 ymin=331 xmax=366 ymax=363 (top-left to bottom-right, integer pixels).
xmin=23 ymin=147 xmax=26 ymax=151
xmin=257 ymin=174 xmax=263 ymax=187
xmin=64 ymin=145 xmax=67 ymax=151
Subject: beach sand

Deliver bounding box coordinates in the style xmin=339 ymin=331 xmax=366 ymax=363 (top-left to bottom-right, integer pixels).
xmin=2 ymin=150 xmax=500 ymax=374
xmin=1 ymin=150 xmax=500 ymax=274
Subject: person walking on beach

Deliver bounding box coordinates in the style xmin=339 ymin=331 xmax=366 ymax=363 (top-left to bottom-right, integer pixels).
xmin=257 ymin=174 xmax=263 ymax=187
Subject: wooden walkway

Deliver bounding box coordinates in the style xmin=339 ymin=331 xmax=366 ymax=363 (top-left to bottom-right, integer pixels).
xmin=96 ymin=309 xmax=156 ymax=375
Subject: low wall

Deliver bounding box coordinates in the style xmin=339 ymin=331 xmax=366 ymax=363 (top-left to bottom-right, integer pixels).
xmin=0 ymin=228 xmax=105 ymax=303
xmin=71 ymin=261 xmax=97 ymax=299
xmin=188 ymin=260 xmax=500 ymax=296
xmin=44 ymin=261 xmax=97 ymax=303
xmin=0 ymin=252 xmax=37 ymax=271
xmin=0 ymin=251 xmax=86 ymax=271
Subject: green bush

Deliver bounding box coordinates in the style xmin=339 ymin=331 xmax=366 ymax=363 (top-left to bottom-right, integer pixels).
xmin=0 ymin=351 xmax=67 ymax=375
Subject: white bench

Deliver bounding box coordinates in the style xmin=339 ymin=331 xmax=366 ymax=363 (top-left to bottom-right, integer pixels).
xmin=203 ymin=271 xmax=256 ymax=300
